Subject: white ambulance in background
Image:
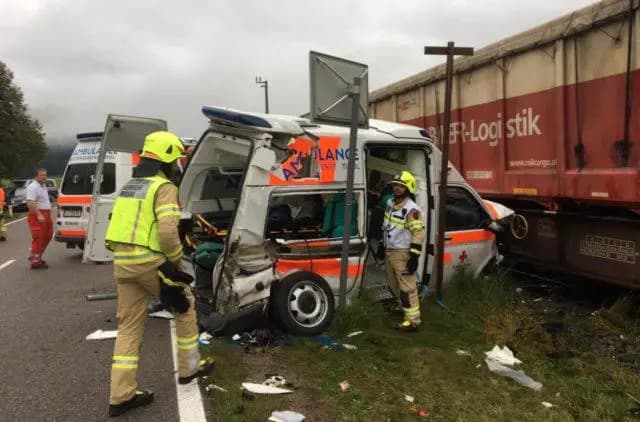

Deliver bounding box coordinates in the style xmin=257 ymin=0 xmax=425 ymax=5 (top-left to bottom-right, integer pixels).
xmin=55 ymin=132 xmax=139 ymax=250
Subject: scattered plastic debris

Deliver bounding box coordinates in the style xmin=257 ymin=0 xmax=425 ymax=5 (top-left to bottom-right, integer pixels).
xmin=242 ymin=382 xmax=292 ymax=395
xmin=346 ymin=331 xmax=364 ymax=338
xmin=149 ymin=310 xmax=174 ymax=319
xmin=232 ymin=334 xmax=241 ymax=341
xmin=533 ymin=297 xmax=543 ymax=302
xmin=341 ymin=344 xmax=357 ymax=350
xmin=269 ymin=410 xmax=306 ymax=422
xmin=85 ymin=329 xmax=117 ymax=340
xmin=339 ymin=380 xmax=350 ymax=391
xmin=485 ymin=359 xmax=543 ymax=391
xmin=456 ymin=349 xmax=471 ymax=356
xmin=199 ymin=332 xmax=213 ymax=346
xmin=315 ymin=335 xmax=343 ymax=351
xmin=541 ymin=402 xmax=554 ymax=408
xmin=409 ymin=407 xmax=429 ymax=417
xmin=405 ymin=394 xmax=415 ymax=403
xmin=204 ymin=384 xmax=228 ymax=393
xmin=264 ymin=375 xmax=287 ymax=387
xmin=485 ymin=345 xmax=542 ymax=391
xmin=485 ymin=345 xmax=522 ymax=366
xmin=476 ymin=364 xmax=482 ymax=368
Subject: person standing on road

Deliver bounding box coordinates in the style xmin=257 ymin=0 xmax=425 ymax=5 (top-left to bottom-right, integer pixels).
xmin=105 ymin=131 xmax=213 ymax=418
xmin=0 ymin=184 xmax=7 ymax=241
xmin=378 ymin=171 xmax=426 ymax=332
xmin=26 ymin=168 xmax=53 ymax=269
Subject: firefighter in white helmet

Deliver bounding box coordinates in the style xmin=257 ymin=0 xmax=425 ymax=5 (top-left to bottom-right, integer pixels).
xmin=379 ymin=171 xmax=425 ymax=331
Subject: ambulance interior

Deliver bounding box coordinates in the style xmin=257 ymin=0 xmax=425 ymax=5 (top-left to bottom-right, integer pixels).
xmin=361 ymin=145 xmax=432 ymax=297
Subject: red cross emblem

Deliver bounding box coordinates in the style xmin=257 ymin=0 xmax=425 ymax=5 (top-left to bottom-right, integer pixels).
xmin=459 ymin=251 xmax=468 ymax=263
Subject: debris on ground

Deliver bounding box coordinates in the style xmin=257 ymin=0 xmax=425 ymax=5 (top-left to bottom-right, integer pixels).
xmin=533 ymin=297 xmax=543 ymax=302
xmin=148 ymin=310 xmax=174 ymax=319
xmin=485 ymin=345 xmax=522 ymax=366
xmin=541 ymin=402 xmax=554 ymax=408
xmin=339 ymin=380 xmax=350 ymax=391
xmin=263 ymin=375 xmax=287 ymax=387
xmin=346 ymin=331 xmax=364 ymax=338
xmin=484 ymin=345 xmax=542 ymax=390
xmin=409 ymin=407 xmax=429 ymax=417
xmin=85 ymin=329 xmax=117 ymax=340
xmin=485 ymin=358 xmax=543 ymax=391
xmin=231 ymin=328 xmax=290 ymax=351
xmin=405 ymin=394 xmax=415 ymax=403
xmin=269 ymin=410 xmax=306 ymax=422
xmin=315 ymin=335 xmax=343 ymax=351
xmin=456 ymin=349 xmax=471 ymax=356
xmin=241 ymin=382 xmax=292 ymax=395
xmin=341 ymin=344 xmax=357 ymax=350
xmin=204 ymin=384 xmax=228 ymax=393
xmin=199 ymin=332 xmax=213 ymax=346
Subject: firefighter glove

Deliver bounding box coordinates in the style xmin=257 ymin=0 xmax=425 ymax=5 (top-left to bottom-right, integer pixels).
xmin=158 ymin=261 xmax=193 ymax=314
xmin=406 ymin=243 xmax=422 ymax=274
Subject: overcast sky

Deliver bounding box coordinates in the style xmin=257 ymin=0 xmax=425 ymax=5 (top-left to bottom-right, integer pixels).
xmin=1 ymin=0 xmax=596 ymax=143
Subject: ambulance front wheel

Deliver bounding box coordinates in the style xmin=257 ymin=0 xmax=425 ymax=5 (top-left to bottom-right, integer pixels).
xmin=271 ymin=272 xmax=335 ymax=336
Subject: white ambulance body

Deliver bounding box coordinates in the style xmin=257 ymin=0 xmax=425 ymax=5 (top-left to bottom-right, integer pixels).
xmin=85 ymin=109 xmax=513 ymax=335
xmin=56 ymin=132 xmax=138 ymax=250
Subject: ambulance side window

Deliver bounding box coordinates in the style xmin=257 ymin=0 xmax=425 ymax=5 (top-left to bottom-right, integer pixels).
xmin=266 ymin=192 xmax=361 ymax=240
xmin=445 ymin=187 xmax=487 ymax=231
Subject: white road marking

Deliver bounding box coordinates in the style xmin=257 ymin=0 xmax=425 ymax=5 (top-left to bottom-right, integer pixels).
xmin=170 ymin=320 xmax=207 ymax=422
xmin=6 ymin=217 xmax=27 ymax=226
xmin=0 ymin=259 xmax=16 ymax=271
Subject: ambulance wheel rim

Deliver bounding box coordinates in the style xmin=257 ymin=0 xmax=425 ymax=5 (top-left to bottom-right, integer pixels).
xmin=287 ymin=281 xmax=328 ymax=328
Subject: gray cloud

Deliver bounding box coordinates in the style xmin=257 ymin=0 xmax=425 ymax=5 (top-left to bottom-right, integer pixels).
xmin=1 ymin=0 xmax=595 ymax=143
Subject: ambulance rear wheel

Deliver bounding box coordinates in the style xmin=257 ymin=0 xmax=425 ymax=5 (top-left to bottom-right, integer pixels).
xmin=272 ymin=272 xmax=335 ymax=336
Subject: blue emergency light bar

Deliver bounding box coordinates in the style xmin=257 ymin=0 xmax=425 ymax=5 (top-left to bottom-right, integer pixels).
xmin=76 ymin=132 xmax=103 ymax=140
xmin=202 ymin=106 xmax=272 ymax=129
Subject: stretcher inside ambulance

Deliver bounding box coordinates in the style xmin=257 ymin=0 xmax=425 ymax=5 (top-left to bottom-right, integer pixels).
xmin=84 ymin=109 xmax=513 ymax=335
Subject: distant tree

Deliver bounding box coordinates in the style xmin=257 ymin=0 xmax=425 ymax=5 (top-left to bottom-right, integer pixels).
xmin=0 ymin=61 xmax=47 ymax=179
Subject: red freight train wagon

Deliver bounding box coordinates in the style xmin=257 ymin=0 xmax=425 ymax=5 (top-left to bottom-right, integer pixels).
xmin=370 ymin=0 xmax=640 ymax=288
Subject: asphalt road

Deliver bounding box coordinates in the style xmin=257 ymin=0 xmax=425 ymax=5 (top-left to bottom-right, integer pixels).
xmin=0 ymin=216 xmax=181 ymax=421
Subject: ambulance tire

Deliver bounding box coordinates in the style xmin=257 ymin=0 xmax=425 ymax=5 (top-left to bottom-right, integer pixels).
xmin=271 ymin=272 xmax=335 ymax=336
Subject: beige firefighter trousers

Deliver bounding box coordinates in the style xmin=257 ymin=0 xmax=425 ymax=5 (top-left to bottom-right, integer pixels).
xmin=110 ymin=269 xmax=201 ymax=405
xmin=385 ymin=250 xmax=421 ymax=326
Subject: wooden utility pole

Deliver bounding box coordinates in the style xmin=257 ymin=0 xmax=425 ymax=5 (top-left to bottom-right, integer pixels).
xmin=424 ymin=42 xmax=474 ymax=299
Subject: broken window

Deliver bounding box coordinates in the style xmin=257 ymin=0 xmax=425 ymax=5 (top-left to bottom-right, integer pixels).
xmin=445 ymin=187 xmax=487 ymax=231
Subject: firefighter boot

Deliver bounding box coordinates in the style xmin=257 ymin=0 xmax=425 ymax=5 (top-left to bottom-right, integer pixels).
xmin=178 ymin=358 xmax=215 ymax=385
xmin=108 ymin=389 xmax=154 ymax=417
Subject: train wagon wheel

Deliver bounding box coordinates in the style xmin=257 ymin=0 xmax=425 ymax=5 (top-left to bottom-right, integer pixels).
xmin=510 ymin=214 xmax=529 ymax=240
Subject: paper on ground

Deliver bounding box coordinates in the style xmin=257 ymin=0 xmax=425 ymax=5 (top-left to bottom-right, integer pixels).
xmin=456 ymin=349 xmax=471 ymax=356
xmin=149 ymin=310 xmax=174 ymax=319
xmin=541 ymin=402 xmax=554 ymax=408
xmin=269 ymin=410 xmax=305 ymax=422
xmin=485 ymin=345 xmax=522 ymax=366
xmin=485 ymin=358 xmax=543 ymax=391
xmin=86 ymin=329 xmax=117 ymax=340
xmin=242 ymin=382 xmax=292 ymax=394
xmin=346 ymin=331 xmax=364 ymax=338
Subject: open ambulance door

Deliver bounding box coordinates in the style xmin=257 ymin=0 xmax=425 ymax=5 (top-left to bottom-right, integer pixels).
xmin=82 ymin=115 xmax=167 ymax=263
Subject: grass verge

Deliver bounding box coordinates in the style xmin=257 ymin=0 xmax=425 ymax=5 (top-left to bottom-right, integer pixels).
xmin=203 ymin=267 xmax=640 ymax=421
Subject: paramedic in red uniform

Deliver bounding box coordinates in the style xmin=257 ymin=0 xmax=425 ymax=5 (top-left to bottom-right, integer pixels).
xmin=26 ymin=168 xmax=53 ymax=269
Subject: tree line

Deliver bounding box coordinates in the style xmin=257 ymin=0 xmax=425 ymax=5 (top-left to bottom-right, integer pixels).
xmin=0 ymin=60 xmax=47 ymax=180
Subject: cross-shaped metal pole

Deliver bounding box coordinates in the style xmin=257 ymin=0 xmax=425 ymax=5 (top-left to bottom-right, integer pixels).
xmin=424 ymin=42 xmax=474 ymax=300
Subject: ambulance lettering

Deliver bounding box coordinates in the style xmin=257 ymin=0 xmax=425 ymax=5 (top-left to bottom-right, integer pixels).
xmin=269 ymin=136 xmax=353 ymax=185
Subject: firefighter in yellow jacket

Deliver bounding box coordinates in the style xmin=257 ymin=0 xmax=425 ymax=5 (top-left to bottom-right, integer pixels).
xmin=105 ymin=131 xmax=212 ymax=417
xmin=380 ymin=171 xmax=425 ymax=331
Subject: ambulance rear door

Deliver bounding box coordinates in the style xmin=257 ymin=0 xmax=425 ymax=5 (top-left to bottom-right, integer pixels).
xmin=83 ymin=115 xmax=167 ymax=263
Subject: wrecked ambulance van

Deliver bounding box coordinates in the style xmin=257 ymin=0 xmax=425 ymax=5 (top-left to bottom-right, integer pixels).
xmin=84 ymin=109 xmax=512 ymax=335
